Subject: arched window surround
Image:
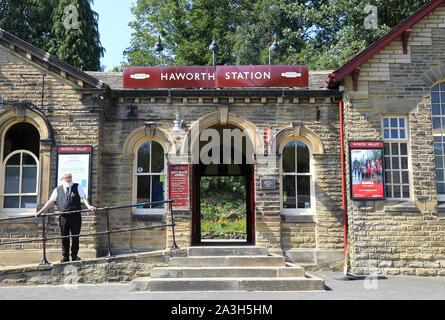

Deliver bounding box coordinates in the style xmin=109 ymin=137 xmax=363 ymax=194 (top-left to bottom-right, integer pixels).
xmin=0 ymin=105 xmax=54 ymax=216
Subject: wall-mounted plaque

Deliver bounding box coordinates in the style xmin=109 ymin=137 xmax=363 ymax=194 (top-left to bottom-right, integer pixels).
xmin=168 ymin=164 xmax=190 ymax=211
xmin=261 ymin=178 xmax=277 ymax=190
xmin=56 ymin=146 xmax=92 ymax=199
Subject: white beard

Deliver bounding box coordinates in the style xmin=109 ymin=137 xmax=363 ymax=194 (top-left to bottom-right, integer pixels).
xmin=63 ymin=181 xmax=73 ymax=189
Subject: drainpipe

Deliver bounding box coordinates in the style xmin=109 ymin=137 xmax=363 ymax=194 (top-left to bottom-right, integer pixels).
xmin=332 ymin=97 xmax=349 ymax=277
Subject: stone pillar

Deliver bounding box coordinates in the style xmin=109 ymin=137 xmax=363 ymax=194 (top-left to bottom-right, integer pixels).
xmin=254 ymin=154 xmax=282 ymax=255
xmin=166 ymin=154 xmax=192 ymax=249
xmin=38 ymin=138 xmax=53 ymax=208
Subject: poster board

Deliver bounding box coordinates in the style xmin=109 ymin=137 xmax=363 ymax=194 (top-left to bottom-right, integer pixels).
xmin=56 ymin=146 xmax=92 ymax=199
xmin=168 ymin=164 xmax=190 ymax=211
xmin=349 ymin=141 xmax=386 ymax=200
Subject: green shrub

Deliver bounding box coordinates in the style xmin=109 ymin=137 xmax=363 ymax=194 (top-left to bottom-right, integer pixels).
xmin=200 ymin=176 xmax=247 ymax=237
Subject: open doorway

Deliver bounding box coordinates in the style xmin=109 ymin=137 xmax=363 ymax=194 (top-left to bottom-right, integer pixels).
xmin=191 ymin=124 xmax=255 ymax=245
xmin=200 ymin=176 xmax=246 ymax=241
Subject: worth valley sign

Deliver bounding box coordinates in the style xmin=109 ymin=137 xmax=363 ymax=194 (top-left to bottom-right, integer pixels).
xmin=123 ymin=65 xmax=309 ymax=88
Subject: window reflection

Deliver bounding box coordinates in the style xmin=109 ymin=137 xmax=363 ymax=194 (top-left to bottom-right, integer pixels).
xmin=281 ymin=140 xmax=311 ymax=211
xmin=136 ymin=141 xmax=165 ymax=209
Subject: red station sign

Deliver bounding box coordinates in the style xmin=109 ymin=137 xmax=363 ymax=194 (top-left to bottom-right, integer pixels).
xmin=123 ymin=65 xmax=309 ymax=88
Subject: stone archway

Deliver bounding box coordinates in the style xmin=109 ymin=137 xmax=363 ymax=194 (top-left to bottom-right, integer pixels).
xmin=181 ymin=109 xmax=264 ymax=158
xmin=183 ymin=110 xmax=261 ymax=245
xmin=122 ymin=124 xmax=176 ymax=156
xmin=269 ymin=122 xmax=324 ymax=156
xmin=420 ymin=63 xmax=445 ymax=87
xmin=0 ymin=103 xmax=54 ymax=206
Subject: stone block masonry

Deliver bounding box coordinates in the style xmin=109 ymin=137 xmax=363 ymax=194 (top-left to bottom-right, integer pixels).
xmin=343 ymin=4 xmax=445 ymax=276
xmin=0 ymin=45 xmax=102 ymax=255
xmin=0 ymin=249 xmax=187 ymax=286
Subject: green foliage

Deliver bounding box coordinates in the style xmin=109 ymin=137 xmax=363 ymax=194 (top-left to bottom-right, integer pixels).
xmin=0 ymin=0 xmax=56 ymax=49
xmin=201 ymin=218 xmax=246 ymax=237
xmin=200 ymin=176 xmax=246 ymax=198
xmin=122 ymin=0 xmax=430 ymax=70
xmin=48 ymin=0 xmax=104 ymax=71
xmin=0 ymin=0 xmax=104 ymax=71
xmin=125 ymin=0 xmax=242 ymax=67
xmin=200 ymin=176 xmax=246 ymax=238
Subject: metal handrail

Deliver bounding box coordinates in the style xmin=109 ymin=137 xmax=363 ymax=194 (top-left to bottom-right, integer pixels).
xmin=0 ymin=199 xmax=178 ymax=265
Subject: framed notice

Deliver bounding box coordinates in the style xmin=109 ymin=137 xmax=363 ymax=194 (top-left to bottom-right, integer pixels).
xmin=349 ymin=141 xmax=386 ymax=200
xmin=168 ymin=164 xmax=190 ymax=211
xmin=56 ymin=146 xmax=93 ymax=199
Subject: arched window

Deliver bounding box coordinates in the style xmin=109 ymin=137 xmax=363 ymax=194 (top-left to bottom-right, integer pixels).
xmin=281 ymin=140 xmax=314 ymax=214
xmin=1 ymin=122 xmax=40 ymax=212
xmin=432 ymin=81 xmax=445 ymax=201
xmin=134 ymin=140 xmax=165 ymax=211
xmin=2 ymin=151 xmax=38 ymax=209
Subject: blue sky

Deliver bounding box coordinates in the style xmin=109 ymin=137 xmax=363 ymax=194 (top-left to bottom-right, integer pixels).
xmin=91 ymin=0 xmax=135 ymax=71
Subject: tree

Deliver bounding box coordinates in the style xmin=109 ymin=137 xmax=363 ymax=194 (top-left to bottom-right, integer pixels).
xmin=119 ymin=0 xmax=431 ymax=70
xmin=292 ymin=0 xmax=431 ymax=70
xmin=0 ymin=0 xmax=104 ymax=71
xmin=0 ymin=0 xmax=54 ymax=46
xmin=120 ymin=0 xmax=244 ymax=68
xmin=48 ymin=0 xmax=105 ymax=71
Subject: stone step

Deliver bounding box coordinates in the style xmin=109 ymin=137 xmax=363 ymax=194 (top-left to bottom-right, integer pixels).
xmin=131 ymin=276 xmax=325 ymax=292
xmin=169 ymin=256 xmax=285 ymax=267
xmin=187 ymin=246 xmax=268 ymax=257
xmin=150 ymin=266 xmax=305 ymax=278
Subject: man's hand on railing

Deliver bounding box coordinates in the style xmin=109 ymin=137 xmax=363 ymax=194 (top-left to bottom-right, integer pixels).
xmin=87 ymin=205 xmax=97 ymax=212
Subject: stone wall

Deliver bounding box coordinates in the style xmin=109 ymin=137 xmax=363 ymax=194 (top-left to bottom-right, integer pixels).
xmin=0 ymin=34 xmax=346 ymax=269
xmin=0 ymin=249 xmax=186 ymax=286
xmin=0 ymin=45 xmax=101 ymax=254
xmin=100 ymin=92 xmax=344 ymax=268
xmin=343 ymin=3 xmax=445 ymax=276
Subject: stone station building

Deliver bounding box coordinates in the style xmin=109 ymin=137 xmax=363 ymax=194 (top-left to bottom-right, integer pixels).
xmin=1 ymin=0 xmax=445 ymax=277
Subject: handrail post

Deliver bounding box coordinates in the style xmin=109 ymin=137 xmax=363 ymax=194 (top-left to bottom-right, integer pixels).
xmin=169 ymin=201 xmax=179 ymax=250
xmin=39 ymin=215 xmax=50 ymax=266
xmin=105 ymin=208 xmax=112 ymax=257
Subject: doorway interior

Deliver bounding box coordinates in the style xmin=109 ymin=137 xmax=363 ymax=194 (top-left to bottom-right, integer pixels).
xmin=191 ymin=125 xmax=255 ymax=245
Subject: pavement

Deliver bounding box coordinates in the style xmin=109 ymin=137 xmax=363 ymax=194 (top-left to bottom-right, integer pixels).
xmin=0 ymin=272 xmax=444 ymax=300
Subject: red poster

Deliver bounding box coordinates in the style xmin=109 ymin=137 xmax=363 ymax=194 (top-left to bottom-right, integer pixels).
xmin=349 ymin=141 xmax=385 ymax=200
xmin=168 ymin=164 xmax=190 ymax=211
xmin=123 ymin=65 xmax=309 ymax=88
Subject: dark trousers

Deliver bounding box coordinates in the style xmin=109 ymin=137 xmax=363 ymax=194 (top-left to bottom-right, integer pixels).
xmin=59 ymin=213 xmax=82 ymax=258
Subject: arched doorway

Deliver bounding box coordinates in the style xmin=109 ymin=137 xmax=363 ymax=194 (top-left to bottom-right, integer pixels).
xmin=192 ymin=124 xmax=255 ymax=245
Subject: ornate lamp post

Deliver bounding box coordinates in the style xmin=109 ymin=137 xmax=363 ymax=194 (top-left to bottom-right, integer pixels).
xmin=154 ymin=36 xmax=164 ymax=66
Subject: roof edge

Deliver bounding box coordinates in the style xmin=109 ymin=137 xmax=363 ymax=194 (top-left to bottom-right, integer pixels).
xmin=0 ymin=28 xmax=107 ymax=90
xmin=329 ymin=0 xmax=445 ymax=87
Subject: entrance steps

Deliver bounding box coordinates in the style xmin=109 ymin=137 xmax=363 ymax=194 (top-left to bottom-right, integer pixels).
xmin=130 ymin=246 xmax=325 ymax=292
